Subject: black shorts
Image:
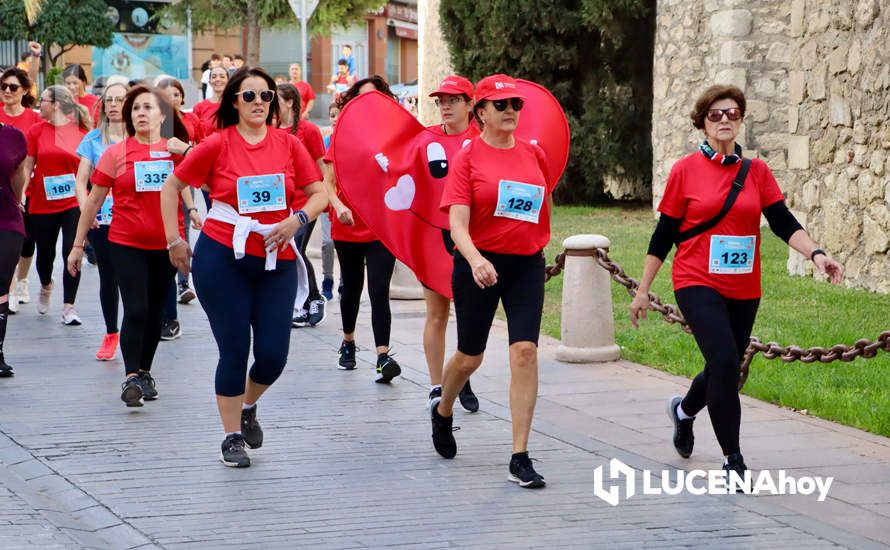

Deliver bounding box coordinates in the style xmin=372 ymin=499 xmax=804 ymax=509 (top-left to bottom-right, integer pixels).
xmin=421 ymin=229 xmax=456 ymax=292
xmin=452 ymin=249 xmax=545 ymax=356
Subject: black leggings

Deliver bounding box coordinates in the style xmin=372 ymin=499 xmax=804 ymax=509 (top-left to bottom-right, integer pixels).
xmin=334 ymin=240 xmax=395 ymax=347
xmin=30 ymin=207 xmax=80 ymax=303
xmin=87 ymin=226 xmax=119 ymax=334
xmin=109 ymin=243 xmax=176 ymax=376
xmin=675 ymin=285 xmax=759 ymax=456
xmin=0 ymin=231 xmax=23 ymax=355
xmin=295 ymin=219 xmax=320 ymax=305
xmin=20 ymin=207 xmax=35 ymax=258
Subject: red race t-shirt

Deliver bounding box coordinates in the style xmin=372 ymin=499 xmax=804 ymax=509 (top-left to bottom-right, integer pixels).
xmin=324 ymin=144 xmax=377 ymax=242
xmin=192 ymin=99 xmax=220 ymax=138
xmin=180 ymin=111 xmax=205 ymax=144
xmin=278 ymin=122 xmax=325 ymax=210
xmin=26 ymin=120 xmax=87 ymax=214
xmin=440 ymin=137 xmax=552 ymax=255
xmin=92 ymin=137 xmax=184 ymax=250
xmin=0 ymin=108 xmax=41 ymax=136
xmin=174 ymin=126 xmax=321 ymax=259
xmin=293 ymin=80 xmax=315 ymax=116
xmin=657 ymin=152 xmax=785 ymax=299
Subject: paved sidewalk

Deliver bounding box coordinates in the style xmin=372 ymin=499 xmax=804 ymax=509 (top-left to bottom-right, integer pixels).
xmin=0 ymin=257 xmax=888 ymax=549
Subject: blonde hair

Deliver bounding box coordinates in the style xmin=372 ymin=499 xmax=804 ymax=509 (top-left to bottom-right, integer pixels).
xmin=45 ymin=85 xmax=92 ymax=131
xmin=97 ymin=81 xmax=129 ymax=144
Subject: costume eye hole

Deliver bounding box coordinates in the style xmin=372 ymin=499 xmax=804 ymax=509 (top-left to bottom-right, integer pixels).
xmin=426 ymin=142 xmax=448 ymax=178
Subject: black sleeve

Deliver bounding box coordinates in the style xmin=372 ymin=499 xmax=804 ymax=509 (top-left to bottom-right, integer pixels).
xmin=647 ymin=213 xmax=682 ymax=261
xmin=763 ymin=200 xmax=803 ymax=243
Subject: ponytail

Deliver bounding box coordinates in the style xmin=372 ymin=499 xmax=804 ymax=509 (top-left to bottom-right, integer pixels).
xmin=72 ymin=103 xmax=92 ymax=132
xmin=45 ymin=85 xmax=92 ymax=131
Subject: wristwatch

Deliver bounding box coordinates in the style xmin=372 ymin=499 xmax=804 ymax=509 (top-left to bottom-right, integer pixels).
xmin=295 ymin=209 xmax=309 ymax=225
xmin=810 ymin=248 xmax=826 ymax=261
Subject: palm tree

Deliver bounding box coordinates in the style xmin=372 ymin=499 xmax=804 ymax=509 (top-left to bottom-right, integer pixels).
xmin=24 ymin=0 xmax=45 ymax=25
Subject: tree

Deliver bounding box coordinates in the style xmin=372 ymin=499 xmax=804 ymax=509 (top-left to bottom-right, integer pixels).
xmin=162 ymin=0 xmax=385 ymax=65
xmin=0 ymin=0 xmax=113 ymax=69
xmin=440 ymin=0 xmax=655 ymax=204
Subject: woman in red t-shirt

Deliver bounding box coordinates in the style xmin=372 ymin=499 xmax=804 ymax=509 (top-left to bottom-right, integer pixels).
xmin=161 ymin=67 xmax=327 ymax=468
xmin=21 ymin=85 xmax=90 ymax=325
xmin=629 ymin=84 xmax=844 ymax=480
xmin=67 ymin=84 xmax=192 ymax=408
xmin=325 ymin=76 xmax=401 ymax=383
xmin=191 ymin=66 xmax=228 ymax=139
xmin=434 ymin=74 xmax=552 ymax=489
xmin=1 ymin=67 xmax=41 ymax=312
xmin=423 ymin=75 xmax=480 ymax=413
xmin=62 ymin=65 xmax=98 ymax=128
xmin=276 ymin=83 xmax=327 ymax=327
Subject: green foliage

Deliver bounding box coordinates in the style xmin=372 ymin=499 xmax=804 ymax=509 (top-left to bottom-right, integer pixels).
xmin=0 ymin=0 xmax=113 ymax=66
xmin=47 ymin=66 xmax=63 ymax=86
xmin=440 ymin=0 xmax=655 ymax=204
xmin=313 ymin=0 xmax=386 ymax=35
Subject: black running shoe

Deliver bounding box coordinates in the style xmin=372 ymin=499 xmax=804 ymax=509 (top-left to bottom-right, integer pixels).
xmin=220 ymin=434 xmax=250 ymax=468
xmin=430 ymin=397 xmax=457 ymax=459
xmin=241 ymin=405 xmax=263 ymax=449
xmin=509 ymin=452 xmax=546 ymax=488
xmin=177 ymin=284 xmax=196 ymax=304
xmin=0 ymin=353 xmax=13 ymax=378
xmin=120 ymin=376 xmax=143 ymax=407
xmin=458 ymin=379 xmax=479 ymax=413
xmin=374 ymin=352 xmax=401 ymax=383
xmin=667 ymin=395 xmax=694 ymax=458
xmin=426 ymin=386 xmax=442 ymax=410
xmin=160 ymin=319 xmax=181 ymax=341
xmin=337 ymin=340 xmax=356 ymax=370
xmin=137 ymin=371 xmax=158 ymax=401
xmin=724 ymin=452 xmax=748 ymax=493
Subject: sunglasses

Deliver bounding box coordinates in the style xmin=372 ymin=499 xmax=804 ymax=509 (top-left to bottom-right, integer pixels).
xmin=236 ymin=89 xmax=275 ymax=103
xmin=706 ymin=108 xmax=742 ymax=122
xmin=1 ymin=83 xmax=21 ymax=92
xmin=434 ymin=97 xmax=464 ymax=107
xmin=491 ymin=98 xmax=524 ymax=112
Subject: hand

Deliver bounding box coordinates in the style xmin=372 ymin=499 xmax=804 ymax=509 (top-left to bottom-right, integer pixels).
xmin=90 ymin=218 xmax=99 ymax=229
xmin=167 ymin=137 xmax=190 ymax=155
xmin=469 ymin=256 xmax=498 ymax=289
xmin=189 ymin=210 xmax=203 ymax=230
xmin=335 ymin=203 xmax=354 ymax=226
xmin=264 ymin=216 xmax=300 ymax=253
xmin=28 ymin=42 xmax=41 ymax=56
xmin=168 ymin=242 xmax=192 ymax=274
xmin=66 ymin=247 xmax=84 ymax=277
xmin=814 ymin=255 xmax=844 ymax=284
xmin=629 ymin=292 xmax=651 ymax=329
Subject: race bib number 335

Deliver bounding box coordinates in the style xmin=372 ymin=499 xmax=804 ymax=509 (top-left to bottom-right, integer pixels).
xmin=134 ymin=160 xmax=173 ymax=192
xmin=494 ymin=180 xmax=545 ymax=223
xmin=236 ymin=173 xmax=286 ymax=214
xmin=709 ymin=235 xmax=755 ymax=274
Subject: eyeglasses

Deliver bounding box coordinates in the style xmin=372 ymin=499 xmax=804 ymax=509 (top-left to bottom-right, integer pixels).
xmin=706 ymin=108 xmax=742 ymax=122
xmin=39 ymin=98 xmax=54 ymax=104
xmin=434 ymin=97 xmax=464 ymax=107
xmin=236 ymin=89 xmax=275 ymax=103
xmin=1 ymin=83 xmax=21 ymax=92
xmin=491 ymin=98 xmax=524 ymax=112
xmin=104 ymin=97 xmax=125 ymax=104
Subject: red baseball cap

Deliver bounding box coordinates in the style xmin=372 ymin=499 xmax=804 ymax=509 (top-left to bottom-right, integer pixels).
xmin=429 ymin=75 xmax=474 ymax=98
xmin=474 ymin=74 xmax=527 ymax=103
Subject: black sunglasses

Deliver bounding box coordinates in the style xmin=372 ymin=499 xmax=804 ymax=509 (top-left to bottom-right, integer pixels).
xmin=236 ymin=89 xmax=275 ymax=103
xmin=491 ymin=98 xmax=524 ymax=112
xmin=706 ymin=108 xmax=742 ymax=122
xmin=1 ymin=82 xmax=22 ymax=92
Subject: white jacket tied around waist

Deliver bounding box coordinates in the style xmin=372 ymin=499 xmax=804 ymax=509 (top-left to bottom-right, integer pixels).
xmin=205 ymin=201 xmax=309 ymax=309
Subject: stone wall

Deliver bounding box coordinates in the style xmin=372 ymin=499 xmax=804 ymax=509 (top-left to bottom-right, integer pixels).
xmin=418 ymin=0 xmax=453 ymax=127
xmin=653 ymin=0 xmax=890 ymax=293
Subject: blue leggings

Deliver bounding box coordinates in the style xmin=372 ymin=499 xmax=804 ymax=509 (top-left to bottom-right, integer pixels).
xmin=192 ymin=234 xmax=297 ymax=397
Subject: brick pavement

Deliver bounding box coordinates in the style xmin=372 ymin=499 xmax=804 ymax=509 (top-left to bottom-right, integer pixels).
xmin=0 ymin=256 xmax=887 ymax=549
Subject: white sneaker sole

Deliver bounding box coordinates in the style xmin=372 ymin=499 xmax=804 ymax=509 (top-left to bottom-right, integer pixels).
xmin=508 ymin=473 xmax=546 ymax=488
xmin=219 ymin=453 xmax=250 ymax=468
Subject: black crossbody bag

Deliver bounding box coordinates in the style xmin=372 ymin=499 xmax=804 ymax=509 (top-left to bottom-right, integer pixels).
xmin=675 ymin=158 xmax=752 ymax=244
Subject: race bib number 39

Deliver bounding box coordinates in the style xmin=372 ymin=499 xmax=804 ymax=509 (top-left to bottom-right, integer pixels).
xmin=709 ymin=235 xmax=755 ymax=274
xmin=236 ymin=173 xmax=286 ymax=214
xmin=494 ymin=180 xmax=545 ymax=223
xmin=134 ymin=160 xmax=173 ymax=192
xmin=43 ymin=173 xmax=75 ymax=201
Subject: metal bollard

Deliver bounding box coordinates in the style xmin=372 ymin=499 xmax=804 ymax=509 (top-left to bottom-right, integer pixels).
xmin=555 ymin=234 xmax=621 ymax=363
xmin=390 ymin=260 xmax=424 ymax=300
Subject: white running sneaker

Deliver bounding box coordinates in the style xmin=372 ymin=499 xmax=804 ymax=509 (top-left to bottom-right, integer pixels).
xmin=61 ymin=304 xmax=81 ymax=326
xmin=7 ymin=294 xmax=18 ymax=314
xmin=16 ymin=278 xmax=29 ymax=304
xmin=37 ymin=283 xmax=52 ymax=315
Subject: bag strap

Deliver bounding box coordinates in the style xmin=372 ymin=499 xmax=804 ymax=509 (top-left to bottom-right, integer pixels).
xmin=675 ymin=157 xmax=752 ymax=244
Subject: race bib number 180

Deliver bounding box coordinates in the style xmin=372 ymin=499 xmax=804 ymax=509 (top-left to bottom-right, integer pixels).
xmin=43 ymin=173 xmax=75 ymax=201
xmin=709 ymin=235 xmax=755 ymax=274
xmin=236 ymin=173 xmax=286 ymax=214
xmin=494 ymin=179 xmax=545 ymax=224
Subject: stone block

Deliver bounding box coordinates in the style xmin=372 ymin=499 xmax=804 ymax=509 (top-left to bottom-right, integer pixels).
xmin=766 ymin=42 xmax=790 ymax=64
xmin=715 ymin=67 xmax=747 ymax=89
xmin=709 ymin=9 xmax=753 ymax=37
xmin=858 ymin=172 xmax=884 ymax=203
xmin=719 ymin=41 xmax=750 ymax=64
xmin=788 ymin=135 xmax=810 ymax=169
xmin=872 ymin=150 xmax=885 ymax=176
xmin=848 ymin=40 xmax=862 ymax=75
xmin=802 ymin=178 xmax=821 ymax=209
xmin=789 ymin=70 xmax=806 ymax=104
xmin=809 ymin=62 xmax=827 ymax=100
xmin=790 ymin=0 xmax=805 ymax=37
xmin=746 ymin=99 xmax=769 ymax=122
xmin=829 ymin=94 xmax=852 ymax=126
xmin=788 ymin=106 xmax=800 ymax=133
xmin=856 ymin=0 xmax=880 ymax=29
xmin=863 ymin=215 xmax=890 ymax=254
xmin=828 ymin=44 xmax=850 ymax=75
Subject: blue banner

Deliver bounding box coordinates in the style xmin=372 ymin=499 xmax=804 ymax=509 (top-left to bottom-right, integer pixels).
xmin=92 ymin=33 xmax=188 ymax=81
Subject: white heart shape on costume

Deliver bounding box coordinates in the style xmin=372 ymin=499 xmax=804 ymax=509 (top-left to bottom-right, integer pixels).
xmin=384 ymin=174 xmax=415 ymax=211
